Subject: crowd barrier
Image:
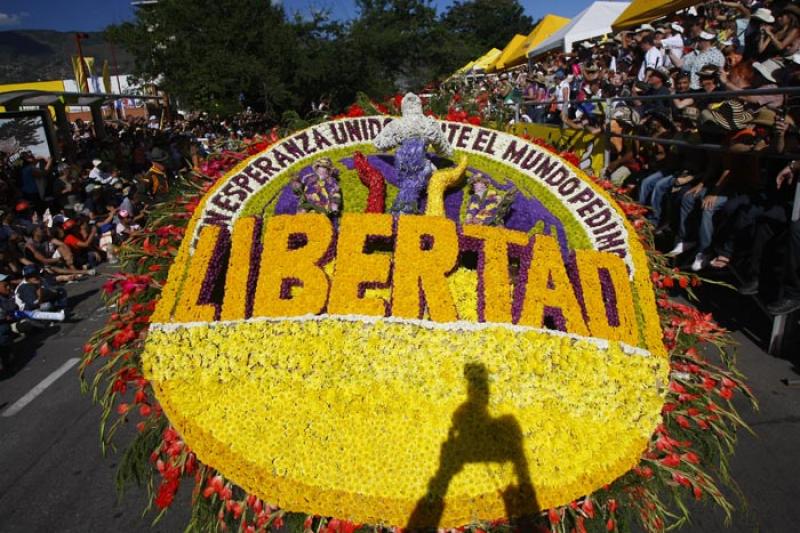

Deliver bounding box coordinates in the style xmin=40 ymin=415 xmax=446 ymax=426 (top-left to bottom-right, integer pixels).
xmin=515 ymin=86 xmax=800 ymax=356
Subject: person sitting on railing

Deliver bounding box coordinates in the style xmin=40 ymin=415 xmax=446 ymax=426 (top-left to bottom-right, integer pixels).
xmin=667 ymin=100 xmax=765 ymax=271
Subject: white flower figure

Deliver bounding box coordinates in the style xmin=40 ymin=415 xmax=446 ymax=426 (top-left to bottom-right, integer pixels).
xmin=374 ymin=93 xmax=454 ymax=157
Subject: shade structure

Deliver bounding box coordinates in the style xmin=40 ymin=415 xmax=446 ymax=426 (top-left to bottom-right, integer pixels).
xmin=470 ymin=48 xmax=503 ymax=74
xmin=612 ymin=0 xmax=704 ymax=31
xmin=486 ymin=34 xmax=526 ymax=73
xmin=528 ymin=1 xmax=631 ymax=59
xmin=456 ymin=60 xmax=476 ymax=75
xmin=493 ymin=15 xmax=571 ymax=71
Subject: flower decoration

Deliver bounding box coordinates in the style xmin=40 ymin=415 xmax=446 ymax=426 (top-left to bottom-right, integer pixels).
xmin=82 ymin=111 xmax=754 ymax=533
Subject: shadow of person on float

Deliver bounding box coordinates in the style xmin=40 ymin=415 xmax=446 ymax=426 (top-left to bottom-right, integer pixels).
xmin=406 ymin=363 xmax=539 ymax=531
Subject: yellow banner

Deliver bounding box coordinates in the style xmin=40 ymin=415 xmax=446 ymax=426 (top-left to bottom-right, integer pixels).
xmin=71 ymin=56 xmax=95 ymax=92
xmin=511 ymin=123 xmax=606 ymax=176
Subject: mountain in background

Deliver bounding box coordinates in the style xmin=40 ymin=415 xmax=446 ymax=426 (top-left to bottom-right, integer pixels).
xmin=0 ymin=30 xmax=135 ymax=85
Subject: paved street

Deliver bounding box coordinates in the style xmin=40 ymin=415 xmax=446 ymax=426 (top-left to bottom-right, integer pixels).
xmin=0 ymin=275 xmax=798 ymax=532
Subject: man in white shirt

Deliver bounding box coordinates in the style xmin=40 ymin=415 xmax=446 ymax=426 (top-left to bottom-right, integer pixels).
xmin=669 ymin=31 xmax=725 ymax=90
xmin=638 ymin=36 xmax=664 ymax=81
xmin=661 ymin=23 xmax=685 ymax=68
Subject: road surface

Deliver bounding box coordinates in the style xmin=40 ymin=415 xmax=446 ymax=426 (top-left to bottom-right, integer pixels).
xmin=0 ymin=275 xmax=798 ymax=532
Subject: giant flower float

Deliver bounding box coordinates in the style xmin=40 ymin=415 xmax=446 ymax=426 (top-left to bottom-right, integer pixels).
xmin=82 ymin=94 xmax=754 ymax=533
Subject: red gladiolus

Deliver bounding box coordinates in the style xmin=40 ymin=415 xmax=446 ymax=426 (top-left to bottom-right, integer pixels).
xmin=606 ymin=518 xmax=616 ymax=531
xmin=662 ymin=276 xmax=674 ymax=288
xmin=139 ymin=404 xmax=152 ymax=417
xmin=718 ymin=387 xmax=734 ymax=400
xmin=693 ymin=486 xmax=703 ymax=499
xmin=548 ymin=508 xmax=560 ymax=524
xmin=661 ymin=453 xmax=681 ymax=467
xmin=117 ymin=403 xmax=129 ymax=415
xmin=683 ymin=451 xmax=700 ymax=464
xmin=99 ymin=343 xmax=111 ymax=357
xmin=581 ymin=497 xmax=595 ymax=518
xmin=675 ymin=415 xmax=691 ymax=429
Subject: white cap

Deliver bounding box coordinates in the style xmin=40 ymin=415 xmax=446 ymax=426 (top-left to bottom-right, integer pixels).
xmin=92 ymin=158 xmax=102 ymax=167
xmin=0 ymin=273 xmax=9 ymax=282
xmin=671 ymin=23 xmax=684 ymax=34
xmin=636 ymin=23 xmax=655 ymax=33
xmin=698 ymin=31 xmax=717 ymax=41
xmin=792 ymin=52 xmax=800 ymax=65
xmin=581 ymin=41 xmax=595 ymax=49
xmin=752 ymin=8 xmax=775 ymax=23
xmin=149 ymin=115 xmax=157 ymax=121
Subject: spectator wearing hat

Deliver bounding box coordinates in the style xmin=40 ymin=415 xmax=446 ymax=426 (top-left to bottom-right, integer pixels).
xmin=739 ymin=6 xmax=775 ymax=59
xmin=645 ymin=67 xmax=673 ymax=116
xmin=759 ymin=5 xmax=800 ymax=58
xmin=143 ymin=147 xmax=172 ymax=197
xmin=605 ymin=107 xmax=642 ymax=185
xmin=694 ymin=65 xmax=724 ymax=109
xmin=672 ymin=100 xmax=766 ymax=270
xmin=670 ymin=30 xmax=725 ymax=89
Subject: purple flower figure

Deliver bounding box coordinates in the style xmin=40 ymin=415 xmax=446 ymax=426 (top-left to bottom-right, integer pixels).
xmin=291 ymin=157 xmax=342 ymax=217
xmin=390 ymin=138 xmax=434 ymax=214
xmin=464 ymin=173 xmax=517 ymax=226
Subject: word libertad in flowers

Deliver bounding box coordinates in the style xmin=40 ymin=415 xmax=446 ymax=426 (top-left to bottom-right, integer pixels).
xmin=200 ymin=118 xmax=630 ymax=260
xmin=164 ymin=212 xmax=638 ymax=345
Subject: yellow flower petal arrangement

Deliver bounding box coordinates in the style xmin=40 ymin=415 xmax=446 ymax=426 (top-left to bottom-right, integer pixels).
xmin=83 ymin=112 xmax=754 ymax=533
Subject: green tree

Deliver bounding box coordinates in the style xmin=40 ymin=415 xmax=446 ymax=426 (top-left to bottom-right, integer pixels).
xmin=442 ymin=0 xmax=533 ymax=65
xmin=106 ymin=0 xmax=298 ymax=116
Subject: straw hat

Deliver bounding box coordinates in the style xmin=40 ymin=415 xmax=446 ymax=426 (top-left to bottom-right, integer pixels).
xmin=704 ymin=100 xmax=754 ymax=131
xmin=671 ymin=23 xmax=684 ymax=34
xmin=612 ymin=106 xmax=641 ymax=127
xmin=750 ymin=108 xmax=777 ymax=127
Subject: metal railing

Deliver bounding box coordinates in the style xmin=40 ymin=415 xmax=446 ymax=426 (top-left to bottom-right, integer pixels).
xmin=514 ymin=85 xmax=800 ymax=356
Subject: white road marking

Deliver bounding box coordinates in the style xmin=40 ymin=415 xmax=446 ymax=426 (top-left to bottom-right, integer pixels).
xmin=2 ymin=357 xmax=80 ymax=417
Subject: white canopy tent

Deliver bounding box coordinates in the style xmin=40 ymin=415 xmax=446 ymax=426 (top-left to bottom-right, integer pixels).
xmin=528 ymin=1 xmax=631 ymax=59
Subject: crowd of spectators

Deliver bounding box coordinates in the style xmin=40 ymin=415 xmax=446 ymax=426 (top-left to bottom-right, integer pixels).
xmin=447 ymin=0 xmax=800 ymax=316
xmin=0 ymin=110 xmax=271 ymax=371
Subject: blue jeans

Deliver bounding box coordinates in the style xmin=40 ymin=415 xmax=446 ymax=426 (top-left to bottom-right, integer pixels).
xmin=678 ymin=186 xmax=729 ymax=253
xmin=638 ymin=171 xmax=674 ymax=223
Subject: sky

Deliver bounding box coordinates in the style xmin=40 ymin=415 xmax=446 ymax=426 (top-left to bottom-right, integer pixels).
xmin=0 ymin=0 xmax=593 ymax=32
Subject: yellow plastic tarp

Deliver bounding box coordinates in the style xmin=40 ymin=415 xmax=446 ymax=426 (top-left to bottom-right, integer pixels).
xmin=0 ymin=80 xmax=65 ymax=113
xmin=471 ymin=48 xmax=503 ymax=73
xmin=512 ymin=15 xmax=571 ymax=66
xmin=457 ymin=60 xmax=475 ymax=75
xmin=486 ymin=34 xmax=526 ymax=73
xmin=612 ymin=0 xmax=703 ymax=31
